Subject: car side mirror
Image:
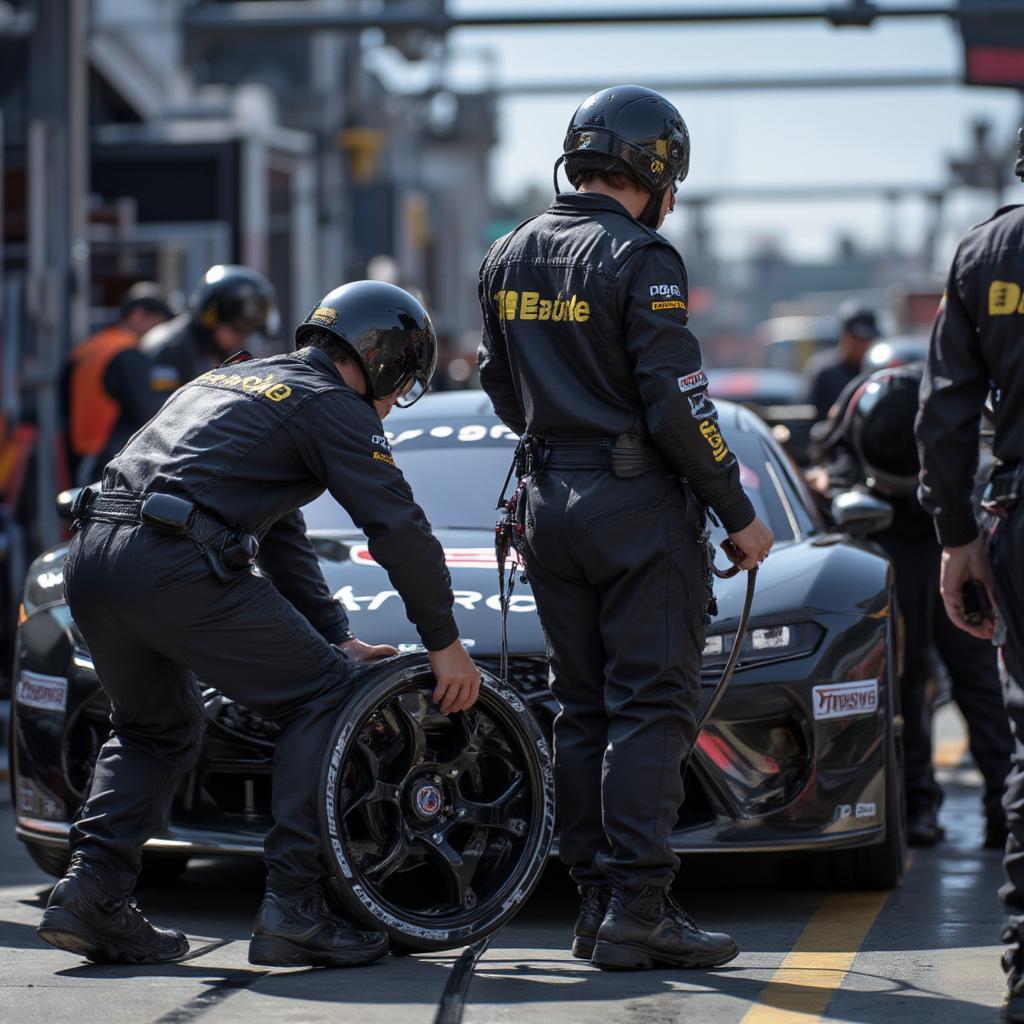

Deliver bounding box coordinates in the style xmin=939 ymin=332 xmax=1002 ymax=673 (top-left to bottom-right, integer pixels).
xmin=56 ymin=488 xmax=82 ymax=524
xmin=830 ymin=490 xmax=894 ymax=538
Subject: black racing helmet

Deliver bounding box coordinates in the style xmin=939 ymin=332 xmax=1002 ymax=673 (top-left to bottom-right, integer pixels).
xmin=189 ymin=265 xmax=278 ymax=336
xmin=846 ymin=364 xmax=924 ymax=498
xmin=295 ymin=280 xmax=437 ymax=407
xmin=561 ymin=85 xmax=690 ymax=226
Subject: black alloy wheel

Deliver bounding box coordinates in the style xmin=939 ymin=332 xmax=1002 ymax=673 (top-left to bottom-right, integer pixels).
xmin=319 ymin=655 xmax=555 ymax=951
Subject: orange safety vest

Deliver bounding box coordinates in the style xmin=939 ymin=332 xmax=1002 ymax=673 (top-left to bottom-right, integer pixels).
xmin=68 ymin=326 xmax=138 ymax=457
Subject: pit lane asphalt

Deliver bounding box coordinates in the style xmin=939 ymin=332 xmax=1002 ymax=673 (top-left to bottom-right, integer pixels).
xmin=0 ymin=711 xmax=1008 ymax=1024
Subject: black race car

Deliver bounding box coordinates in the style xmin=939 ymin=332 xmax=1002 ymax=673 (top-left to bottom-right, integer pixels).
xmin=10 ymin=391 xmax=903 ymax=945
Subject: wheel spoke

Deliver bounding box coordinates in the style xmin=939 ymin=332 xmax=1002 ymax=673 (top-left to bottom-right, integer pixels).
xmin=419 ymin=827 xmax=487 ymax=909
xmin=364 ymin=828 xmax=413 ymax=885
xmin=432 ymin=708 xmax=486 ymax=783
xmin=393 ymin=691 xmax=430 ymax=780
xmin=338 ymin=741 xmax=402 ymax=844
xmin=454 ymin=772 xmax=526 ymax=833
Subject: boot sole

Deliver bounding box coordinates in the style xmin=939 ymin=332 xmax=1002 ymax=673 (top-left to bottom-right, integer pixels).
xmin=37 ymin=907 xmax=188 ymax=964
xmin=249 ymin=934 xmax=388 ymax=969
xmin=571 ymin=935 xmax=596 ymax=960
xmin=591 ymin=938 xmax=740 ymax=971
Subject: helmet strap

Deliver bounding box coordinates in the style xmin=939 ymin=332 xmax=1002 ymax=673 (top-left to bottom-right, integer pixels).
xmin=552 ymin=155 xmax=566 ymax=196
xmin=639 ymin=189 xmax=664 ymax=229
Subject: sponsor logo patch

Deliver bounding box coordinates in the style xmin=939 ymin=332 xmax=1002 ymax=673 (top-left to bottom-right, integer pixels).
xmin=16 ymin=671 xmax=68 ymax=712
xmin=687 ymin=392 xmax=716 ymax=420
xmin=193 ymin=369 xmax=293 ymax=403
xmin=989 ymin=280 xmax=1024 ymax=315
xmin=650 ymin=284 xmax=683 ymax=298
xmin=698 ymin=419 xmax=730 ymax=463
xmin=651 ymin=300 xmax=687 ymax=312
xmin=372 ymin=450 xmax=395 ymax=466
xmin=856 ymin=802 xmax=877 ymax=819
xmin=677 ymin=370 xmax=708 ymax=394
xmin=493 ymin=290 xmax=590 ymax=323
xmin=309 ymin=305 xmax=338 ymax=326
xmin=811 ymin=679 xmax=879 ymax=721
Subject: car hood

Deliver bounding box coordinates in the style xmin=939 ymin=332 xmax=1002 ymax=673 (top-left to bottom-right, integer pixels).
xmin=309 ymin=528 xmax=890 ymax=659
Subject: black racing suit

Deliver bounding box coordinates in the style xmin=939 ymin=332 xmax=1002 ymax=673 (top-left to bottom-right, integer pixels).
xmin=813 ymin=379 xmax=1010 ymax=827
xmin=140 ymin=314 xmax=231 ymax=392
xmin=917 ymin=203 xmax=1024 ymax=932
xmin=65 ymin=346 xmax=456 ymax=895
xmin=478 ymin=191 xmax=755 ymax=891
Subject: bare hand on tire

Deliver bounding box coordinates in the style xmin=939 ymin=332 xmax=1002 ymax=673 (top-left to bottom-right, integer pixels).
xmin=337 ymin=638 xmax=399 ymax=663
xmin=428 ymin=640 xmax=480 ymax=714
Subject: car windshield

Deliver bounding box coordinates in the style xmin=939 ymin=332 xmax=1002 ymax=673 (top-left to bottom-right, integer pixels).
xmin=302 ymin=415 xmax=802 ymax=542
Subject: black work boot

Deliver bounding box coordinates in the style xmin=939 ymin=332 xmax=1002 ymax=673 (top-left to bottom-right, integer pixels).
xmin=591 ymin=886 xmax=739 ymax=971
xmin=37 ymin=865 xmax=188 ymax=964
xmin=906 ymin=805 xmax=945 ymax=847
xmin=249 ymin=882 xmax=389 ymax=968
xmin=571 ymin=885 xmax=611 ymax=960
xmin=1003 ymin=928 xmax=1024 ymax=1022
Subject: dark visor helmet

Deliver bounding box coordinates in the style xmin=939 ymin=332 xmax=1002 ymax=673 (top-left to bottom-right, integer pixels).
xmin=561 ymin=85 xmax=690 ymax=225
xmin=189 ymin=264 xmax=278 ymax=336
xmin=846 ymin=363 xmax=924 ymax=499
xmin=295 ymin=280 xmax=437 ymax=408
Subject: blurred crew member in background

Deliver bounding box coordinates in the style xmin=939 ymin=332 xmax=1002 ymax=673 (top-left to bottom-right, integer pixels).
xmin=66 ymin=283 xmax=174 ymax=484
xmin=142 ymin=264 xmax=277 ymax=390
xmin=809 ymin=364 xmax=1010 ymax=849
xmin=804 ymin=301 xmax=881 ymax=422
xmin=915 ymin=129 xmax=1024 ymax=1023
xmin=37 ymin=281 xmax=478 ymax=969
xmin=479 ymin=85 xmax=773 ymax=973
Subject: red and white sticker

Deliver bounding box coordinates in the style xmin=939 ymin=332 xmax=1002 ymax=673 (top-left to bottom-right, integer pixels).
xmin=349 ymin=545 xmax=498 ymax=571
xmin=811 ymin=680 xmax=878 ymax=721
xmin=16 ymin=671 xmax=68 ymax=713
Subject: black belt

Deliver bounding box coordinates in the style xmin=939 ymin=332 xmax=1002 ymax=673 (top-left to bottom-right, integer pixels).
xmin=523 ymin=435 xmax=673 ymax=478
xmin=78 ymin=491 xmax=231 ymax=548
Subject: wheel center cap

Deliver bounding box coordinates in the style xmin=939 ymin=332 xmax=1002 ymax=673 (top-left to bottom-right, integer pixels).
xmin=413 ymin=783 xmax=443 ymax=819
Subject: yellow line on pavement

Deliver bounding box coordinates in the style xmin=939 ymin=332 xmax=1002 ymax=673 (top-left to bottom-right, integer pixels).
xmin=740 ymin=889 xmax=892 ymax=1024
xmin=934 ymin=736 xmax=969 ymax=770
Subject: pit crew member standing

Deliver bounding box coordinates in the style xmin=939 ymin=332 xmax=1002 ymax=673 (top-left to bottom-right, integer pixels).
xmin=37 ymin=281 xmax=480 ymax=969
xmin=915 ymin=131 xmax=1024 ymax=1022
xmin=478 ymin=85 xmax=773 ymax=972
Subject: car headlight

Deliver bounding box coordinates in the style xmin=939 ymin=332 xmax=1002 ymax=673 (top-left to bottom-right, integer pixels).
xmin=701 ymin=622 xmax=822 ymax=672
xmin=20 ymin=549 xmax=68 ymax=617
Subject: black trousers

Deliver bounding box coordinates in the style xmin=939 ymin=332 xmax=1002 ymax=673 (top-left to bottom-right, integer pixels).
xmin=876 ymin=530 xmax=1011 ymax=820
xmin=522 ymin=468 xmax=706 ymax=891
xmin=64 ymin=520 xmax=352 ymax=897
xmin=991 ymin=507 xmax=1024 ymax=927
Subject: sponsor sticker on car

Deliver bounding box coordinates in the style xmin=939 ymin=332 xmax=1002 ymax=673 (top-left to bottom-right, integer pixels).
xmin=811 ymin=679 xmax=878 ymax=721
xmin=16 ymin=671 xmax=68 ymax=712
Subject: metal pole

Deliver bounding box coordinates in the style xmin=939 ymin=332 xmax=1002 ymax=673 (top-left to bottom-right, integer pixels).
xmin=26 ymin=0 xmax=89 ymax=548
xmin=183 ymin=1 xmax=1024 ymax=35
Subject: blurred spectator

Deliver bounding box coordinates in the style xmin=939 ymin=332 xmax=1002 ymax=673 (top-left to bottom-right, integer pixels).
xmin=66 ymin=283 xmax=174 ymax=485
xmin=803 ymin=300 xmax=881 ymax=422
xmin=807 ymin=364 xmax=1011 ymax=849
xmin=141 ymin=265 xmax=277 ymax=391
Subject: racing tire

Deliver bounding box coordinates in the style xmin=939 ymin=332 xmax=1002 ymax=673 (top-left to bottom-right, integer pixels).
xmin=319 ymin=654 xmax=555 ymax=953
xmin=25 ymin=841 xmax=71 ymax=879
xmin=23 ymin=842 xmax=190 ymax=885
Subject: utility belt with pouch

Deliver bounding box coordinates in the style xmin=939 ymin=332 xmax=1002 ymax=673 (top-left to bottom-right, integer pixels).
xmin=982 ymin=463 xmax=1024 ymax=517
xmin=72 ymin=488 xmax=259 ymax=583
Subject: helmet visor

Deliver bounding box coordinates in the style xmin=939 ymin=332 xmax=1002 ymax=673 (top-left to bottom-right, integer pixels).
xmin=395 ymin=374 xmax=428 ymax=408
